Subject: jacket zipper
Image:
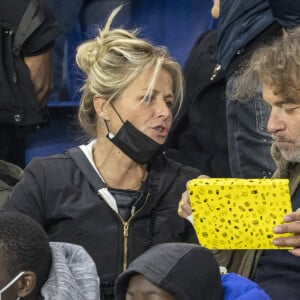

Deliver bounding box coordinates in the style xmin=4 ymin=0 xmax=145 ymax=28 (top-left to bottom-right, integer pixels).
xmin=99 ymin=191 xmax=151 ymax=271
xmin=210 ymin=63 xmax=221 ymax=81
xmin=4 ymin=30 xmax=17 ymax=83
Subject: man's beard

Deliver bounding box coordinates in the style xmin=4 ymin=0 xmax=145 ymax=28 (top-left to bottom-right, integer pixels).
xmin=273 ymin=134 xmax=300 ymax=162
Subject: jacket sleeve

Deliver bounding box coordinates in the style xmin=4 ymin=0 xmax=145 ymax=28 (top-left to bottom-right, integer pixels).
xmin=181 ymin=218 xmax=200 ymax=244
xmin=0 ymin=159 xmax=47 ymax=227
xmin=222 ymin=273 xmax=272 ymax=300
xmin=0 ymin=0 xmax=29 ymax=26
xmin=0 ymin=0 xmax=61 ymax=55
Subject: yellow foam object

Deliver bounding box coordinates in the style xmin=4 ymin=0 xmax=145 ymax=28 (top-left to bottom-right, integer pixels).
xmin=188 ymin=178 xmax=293 ymax=249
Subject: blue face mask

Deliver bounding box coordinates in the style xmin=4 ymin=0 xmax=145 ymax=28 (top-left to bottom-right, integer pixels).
xmin=0 ymin=271 xmax=25 ymax=300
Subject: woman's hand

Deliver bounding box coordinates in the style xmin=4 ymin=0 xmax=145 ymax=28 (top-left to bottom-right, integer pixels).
xmin=178 ymin=175 xmax=210 ymax=220
xmin=273 ymin=208 xmax=300 ymax=256
xmin=178 ymin=189 xmax=192 ymax=219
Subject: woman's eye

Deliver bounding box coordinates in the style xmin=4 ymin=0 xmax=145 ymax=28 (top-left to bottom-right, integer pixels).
xmin=166 ymin=101 xmax=173 ymax=108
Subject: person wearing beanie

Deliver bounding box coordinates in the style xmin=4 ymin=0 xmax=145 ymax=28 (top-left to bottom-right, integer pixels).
xmin=115 ymin=243 xmax=224 ymax=300
xmin=115 ymin=243 xmax=273 ymax=300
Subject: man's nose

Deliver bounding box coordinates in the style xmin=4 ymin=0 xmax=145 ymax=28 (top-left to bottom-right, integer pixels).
xmin=267 ymin=107 xmax=285 ymax=133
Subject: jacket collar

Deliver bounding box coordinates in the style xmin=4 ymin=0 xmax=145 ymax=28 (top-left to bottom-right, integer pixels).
xmin=271 ymin=143 xmax=300 ymax=195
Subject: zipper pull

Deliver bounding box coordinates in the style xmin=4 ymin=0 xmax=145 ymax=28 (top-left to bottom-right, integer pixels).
xmin=210 ymin=63 xmax=221 ymax=81
xmin=123 ymin=223 xmax=129 ymax=237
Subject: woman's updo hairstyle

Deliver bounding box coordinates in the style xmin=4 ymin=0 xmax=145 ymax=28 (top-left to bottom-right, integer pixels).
xmin=76 ymin=5 xmax=184 ymax=137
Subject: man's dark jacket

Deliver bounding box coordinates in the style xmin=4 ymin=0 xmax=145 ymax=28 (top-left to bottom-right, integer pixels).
xmin=167 ymin=29 xmax=230 ymax=178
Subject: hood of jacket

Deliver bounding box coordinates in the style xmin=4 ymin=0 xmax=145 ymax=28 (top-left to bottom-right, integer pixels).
xmin=269 ymin=0 xmax=300 ymax=29
xmin=40 ymin=242 xmax=100 ymax=300
xmin=217 ymin=0 xmax=274 ymax=71
xmin=115 ymin=243 xmax=223 ymax=300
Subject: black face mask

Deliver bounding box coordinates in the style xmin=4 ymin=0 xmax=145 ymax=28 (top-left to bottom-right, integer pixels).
xmin=105 ymin=104 xmax=165 ymax=164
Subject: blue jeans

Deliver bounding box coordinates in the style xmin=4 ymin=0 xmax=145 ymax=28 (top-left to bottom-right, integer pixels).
xmin=226 ymin=75 xmax=276 ymax=178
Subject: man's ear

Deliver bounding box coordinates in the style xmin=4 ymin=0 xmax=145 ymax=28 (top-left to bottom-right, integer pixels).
xmin=93 ymin=96 xmax=110 ymax=120
xmin=17 ymin=271 xmax=37 ymax=298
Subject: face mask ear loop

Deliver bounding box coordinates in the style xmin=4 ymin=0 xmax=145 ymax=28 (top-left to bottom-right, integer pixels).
xmin=105 ymin=102 xmax=126 ymax=138
xmin=110 ymin=102 xmax=125 ymax=123
xmin=0 ymin=271 xmax=25 ymax=299
xmin=104 ymin=120 xmax=110 ymax=134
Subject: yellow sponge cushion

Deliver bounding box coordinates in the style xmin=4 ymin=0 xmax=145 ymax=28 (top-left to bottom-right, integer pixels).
xmin=188 ymin=178 xmax=293 ymax=249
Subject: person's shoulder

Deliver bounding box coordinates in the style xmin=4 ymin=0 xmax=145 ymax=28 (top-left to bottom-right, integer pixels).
xmin=26 ymin=153 xmax=74 ymax=171
xmin=194 ymin=29 xmax=217 ymax=47
xmin=159 ymin=154 xmax=201 ymax=177
xmin=28 ymin=153 xmax=71 ymax=163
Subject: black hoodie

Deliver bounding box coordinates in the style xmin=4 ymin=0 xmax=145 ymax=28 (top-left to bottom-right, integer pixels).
xmin=115 ymin=243 xmax=224 ymax=300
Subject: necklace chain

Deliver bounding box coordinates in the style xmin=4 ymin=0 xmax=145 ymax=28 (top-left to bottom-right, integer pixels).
xmin=93 ymin=146 xmax=147 ymax=190
xmin=96 ymin=164 xmax=147 ymax=190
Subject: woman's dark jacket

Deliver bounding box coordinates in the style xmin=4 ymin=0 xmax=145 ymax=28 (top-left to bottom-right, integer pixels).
xmin=1 ymin=147 xmax=200 ymax=299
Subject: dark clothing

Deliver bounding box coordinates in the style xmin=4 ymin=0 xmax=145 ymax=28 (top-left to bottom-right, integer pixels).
xmin=217 ymin=0 xmax=282 ymax=179
xmin=1 ymin=147 xmax=200 ymax=299
xmin=225 ymin=22 xmax=282 ymax=79
xmin=217 ymin=0 xmax=274 ymax=72
xmin=0 ymin=126 xmax=26 ymax=167
xmin=167 ymin=30 xmax=230 ymax=177
xmin=254 ymin=251 xmax=300 ymax=300
xmin=269 ymin=0 xmax=300 ymax=29
xmin=253 ymin=185 xmax=300 ymax=300
xmin=1 ymin=0 xmax=59 ymax=55
xmin=115 ymin=243 xmax=223 ymax=300
xmin=0 ymin=0 xmax=60 ymax=166
xmin=0 ymin=0 xmax=60 ymax=126
xmin=0 ymin=159 xmax=23 ymax=206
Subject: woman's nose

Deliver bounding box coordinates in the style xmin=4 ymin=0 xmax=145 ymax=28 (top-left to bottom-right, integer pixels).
xmin=157 ymin=98 xmax=171 ymax=118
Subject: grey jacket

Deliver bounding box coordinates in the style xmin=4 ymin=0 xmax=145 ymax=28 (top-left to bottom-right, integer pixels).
xmin=41 ymin=242 xmax=100 ymax=300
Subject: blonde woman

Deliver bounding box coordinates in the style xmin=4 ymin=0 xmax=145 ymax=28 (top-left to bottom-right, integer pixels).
xmin=2 ymin=6 xmax=200 ymax=299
